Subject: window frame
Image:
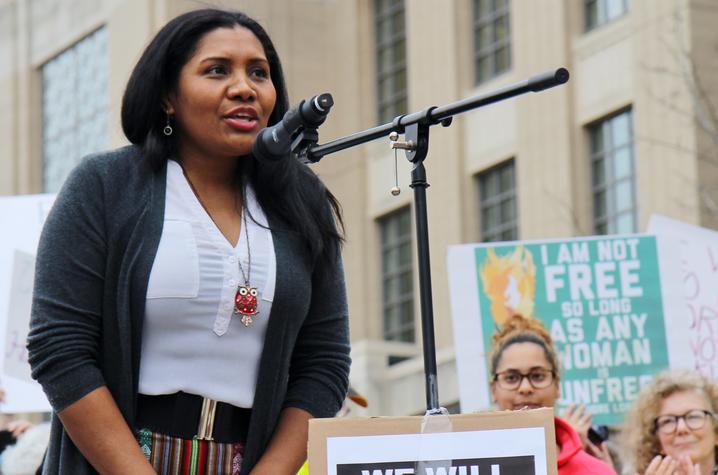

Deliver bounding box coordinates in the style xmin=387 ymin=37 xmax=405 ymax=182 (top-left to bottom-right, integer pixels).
xmin=41 ymin=26 xmax=109 ymax=192
xmin=584 ymin=0 xmax=630 ymax=32
xmin=588 ymin=108 xmax=637 ymax=235
xmin=374 ymin=0 xmax=408 ymax=124
xmin=477 ymin=159 xmax=519 ymax=243
xmin=473 ymin=0 xmax=512 ymax=85
xmin=379 ymin=206 xmax=415 ymax=343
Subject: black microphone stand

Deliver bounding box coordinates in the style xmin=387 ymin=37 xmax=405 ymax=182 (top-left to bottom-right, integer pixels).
xmin=300 ymin=68 xmax=569 ymax=413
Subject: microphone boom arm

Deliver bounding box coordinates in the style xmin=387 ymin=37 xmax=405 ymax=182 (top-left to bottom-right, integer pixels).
xmin=304 ymin=67 xmax=570 ymax=412
xmin=306 ymin=67 xmax=569 ymax=162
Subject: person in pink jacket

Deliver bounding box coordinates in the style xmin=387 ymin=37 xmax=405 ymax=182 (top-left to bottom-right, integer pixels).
xmin=489 ymin=314 xmax=617 ymax=474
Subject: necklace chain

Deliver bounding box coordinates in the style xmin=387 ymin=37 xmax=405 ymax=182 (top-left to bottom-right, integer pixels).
xmin=237 ymin=210 xmax=251 ymax=285
xmin=181 ymin=166 xmax=251 ymax=285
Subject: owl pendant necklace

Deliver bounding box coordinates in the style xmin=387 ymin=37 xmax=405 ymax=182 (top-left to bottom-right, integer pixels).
xmin=234 ymin=209 xmax=259 ymax=326
xmin=182 ymin=166 xmax=259 ymax=327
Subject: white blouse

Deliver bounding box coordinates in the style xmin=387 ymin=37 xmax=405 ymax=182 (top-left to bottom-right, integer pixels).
xmin=139 ymin=160 xmax=276 ymax=408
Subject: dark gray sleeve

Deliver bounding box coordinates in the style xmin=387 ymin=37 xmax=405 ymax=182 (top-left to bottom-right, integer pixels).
xmin=27 ymin=157 xmax=108 ymax=412
xmin=283 ymin=253 xmax=351 ymax=418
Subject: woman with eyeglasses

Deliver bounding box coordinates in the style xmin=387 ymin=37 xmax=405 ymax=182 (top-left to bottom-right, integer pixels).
xmin=622 ymin=369 xmax=718 ymax=475
xmin=489 ymin=314 xmax=617 ymax=474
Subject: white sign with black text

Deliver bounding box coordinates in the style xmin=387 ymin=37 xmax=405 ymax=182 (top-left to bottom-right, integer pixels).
xmin=308 ymin=409 xmax=557 ymax=475
xmin=327 ymin=427 xmax=548 ymax=475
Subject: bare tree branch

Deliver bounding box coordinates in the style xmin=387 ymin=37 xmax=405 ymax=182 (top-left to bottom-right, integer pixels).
xmin=541 ymin=187 xmax=590 ymax=237
xmin=633 ymin=134 xmax=718 ymax=168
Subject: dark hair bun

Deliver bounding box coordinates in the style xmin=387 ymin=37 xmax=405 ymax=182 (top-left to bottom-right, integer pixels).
xmin=492 ymin=313 xmax=553 ymax=348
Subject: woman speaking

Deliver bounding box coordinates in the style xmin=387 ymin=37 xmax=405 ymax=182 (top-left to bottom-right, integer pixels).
xmin=28 ymin=8 xmax=350 ymax=474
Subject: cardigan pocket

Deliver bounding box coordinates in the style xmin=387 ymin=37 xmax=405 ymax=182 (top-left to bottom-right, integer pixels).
xmin=146 ymin=220 xmax=200 ymax=299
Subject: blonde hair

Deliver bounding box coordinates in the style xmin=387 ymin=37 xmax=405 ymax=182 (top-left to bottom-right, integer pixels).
xmin=479 ymin=246 xmax=536 ymax=326
xmin=489 ymin=314 xmax=560 ymax=377
xmin=621 ymin=369 xmax=718 ymax=472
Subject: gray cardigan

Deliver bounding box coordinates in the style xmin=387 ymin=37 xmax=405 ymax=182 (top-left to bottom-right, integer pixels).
xmin=27 ymin=145 xmax=351 ymax=474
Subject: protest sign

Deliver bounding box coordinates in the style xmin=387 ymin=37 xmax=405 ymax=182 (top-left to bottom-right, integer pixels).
xmin=308 ymin=408 xmax=557 ymax=475
xmin=5 ymin=250 xmax=35 ymax=382
xmin=449 ymin=235 xmax=690 ymax=425
xmin=648 ymin=214 xmax=718 ymax=378
xmin=0 ymin=194 xmax=55 ymax=413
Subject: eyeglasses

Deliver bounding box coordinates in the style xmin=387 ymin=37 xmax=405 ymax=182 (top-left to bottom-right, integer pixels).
xmin=493 ymin=369 xmax=555 ymax=390
xmin=653 ymin=409 xmax=715 ymax=435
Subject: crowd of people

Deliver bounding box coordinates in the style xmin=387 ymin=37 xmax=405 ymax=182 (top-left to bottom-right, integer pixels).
xmin=488 ymin=314 xmax=718 ymax=475
xmin=16 ymin=5 xmax=718 ymax=475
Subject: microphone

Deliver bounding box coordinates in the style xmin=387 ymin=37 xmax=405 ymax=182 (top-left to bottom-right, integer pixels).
xmin=253 ymin=93 xmax=334 ymax=161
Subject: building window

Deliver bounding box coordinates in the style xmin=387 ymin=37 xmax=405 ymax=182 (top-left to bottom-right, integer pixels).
xmin=374 ymin=0 xmax=407 ymax=123
xmin=589 ymin=109 xmax=636 ymax=235
xmin=42 ymin=27 xmax=108 ymax=192
xmin=585 ymin=0 xmax=629 ymax=32
xmin=473 ymin=0 xmax=511 ymax=85
xmin=478 ymin=160 xmax=518 ymax=242
xmin=380 ymin=207 xmax=414 ymax=343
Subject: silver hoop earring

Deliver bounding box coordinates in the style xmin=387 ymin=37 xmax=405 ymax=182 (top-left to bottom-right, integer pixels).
xmin=163 ymin=113 xmax=173 ymax=136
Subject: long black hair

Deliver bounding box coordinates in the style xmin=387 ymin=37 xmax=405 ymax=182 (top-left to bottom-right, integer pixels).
xmin=121 ymin=9 xmax=343 ymax=265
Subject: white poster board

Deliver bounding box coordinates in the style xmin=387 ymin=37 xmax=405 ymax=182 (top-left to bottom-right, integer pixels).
xmin=648 ymin=214 xmax=718 ymax=378
xmin=0 ymin=194 xmax=55 ymax=413
xmin=327 ymin=428 xmax=547 ymax=475
xmin=5 ymin=250 xmax=35 ymax=383
xmin=309 ymin=408 xmax=557 ymax=475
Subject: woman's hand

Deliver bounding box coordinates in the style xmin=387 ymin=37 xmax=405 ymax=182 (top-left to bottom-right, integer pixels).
xmin=6 ymin=419 xmax=33 ymax=438
xmin=562 ymin=403 xmax=592 ymax=448
xmin=638 ymin=454 xmax=700 ymax=475
xmin=585 ymin=440 xmax=616 ymax=471
xmin=562 ymin=404 xmax=617 ymax=471
xmin=249 ymin=407 xmax=312 ymax=474
xmin=675 ymin=454 xmax=700 ymax=475
xmin=58 ymin=387 xmax=155 ymax=475
xmin=639 ymin=455 xmax=677 ymax=475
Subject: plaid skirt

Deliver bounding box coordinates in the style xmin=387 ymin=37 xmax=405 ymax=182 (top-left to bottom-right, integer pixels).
xmin=138 ymin=428 xmax=244 ymax=475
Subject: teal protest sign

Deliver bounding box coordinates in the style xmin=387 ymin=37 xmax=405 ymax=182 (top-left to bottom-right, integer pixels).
xmin=450 ymin=235 xmax=678 ymax=426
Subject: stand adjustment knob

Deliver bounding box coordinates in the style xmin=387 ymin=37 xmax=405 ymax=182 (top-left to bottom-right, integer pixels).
xmin=389 ymin=131 xmax=416 ymax=151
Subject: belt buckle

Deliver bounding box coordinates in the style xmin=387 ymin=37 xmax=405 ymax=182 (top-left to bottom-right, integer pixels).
xmin=196 ymin=397 xmax=218 ymax=441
